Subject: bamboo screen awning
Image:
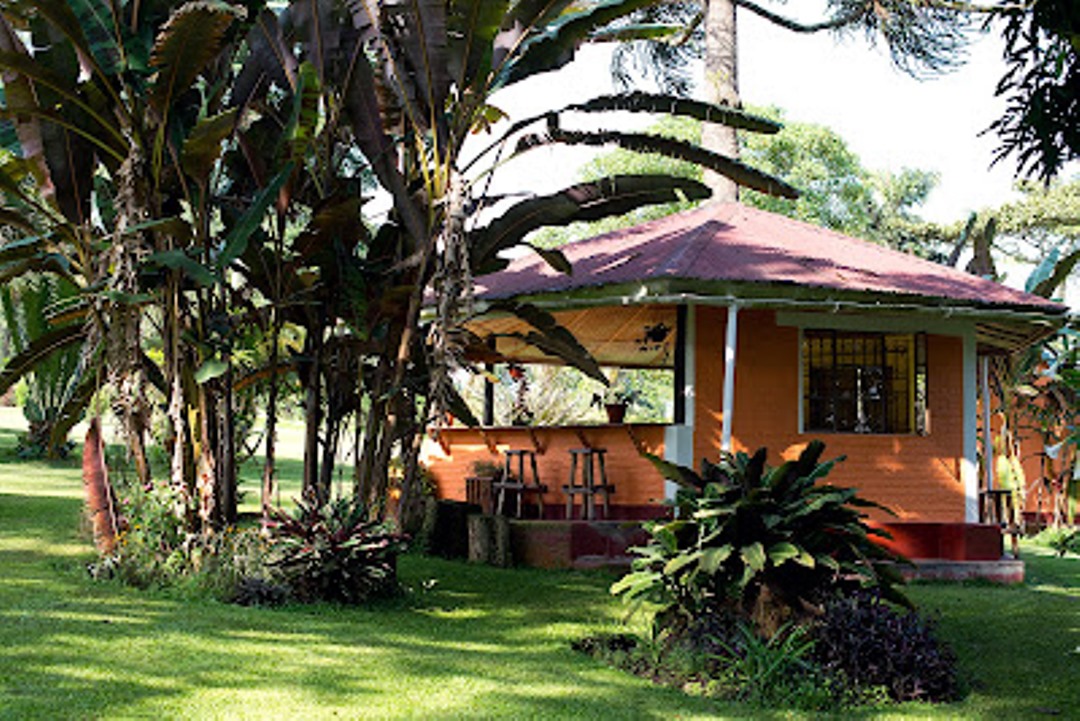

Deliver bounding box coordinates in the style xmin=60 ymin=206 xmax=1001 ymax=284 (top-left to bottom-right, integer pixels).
xmin=465 ymin=303 xmax=677 ymax=369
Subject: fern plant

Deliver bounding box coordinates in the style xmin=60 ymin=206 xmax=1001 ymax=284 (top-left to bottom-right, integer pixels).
xmin=612 ymin=441 xmax=909 ymax=638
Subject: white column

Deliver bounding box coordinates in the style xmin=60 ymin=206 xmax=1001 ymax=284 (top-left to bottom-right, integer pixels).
xmin=720 ymin=303 xmax=739 ymax=453
xmin=664 ymin=305 xmax=695 ymax=501
xmin=981 ymin=355 xmax=993 ymax=496
xmin=962 ymin=330 xmax=979 ymax=523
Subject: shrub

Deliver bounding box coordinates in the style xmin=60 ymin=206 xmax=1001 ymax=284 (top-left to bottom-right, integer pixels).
xmin=1034 ymin=527 xmax=1080 ymax=557
xmin=612 ymin=441 xmax=908 ymax=638
xmin=812 ymin=593 xmax=959 ymax=703
xmin=106 ymin=480 xmax=190 ymax=588
xmin=573 ymin=621 xmax=853 ymax=712
xmin=229 ymin=575 xmax=290 ymax=607
xmin=96 ymin=477 xmax=275 ymax=600
xmin=707 ymin=621 xmax=842 ymax=711
xmin=267 ymin=497 xmax=406 ymax=604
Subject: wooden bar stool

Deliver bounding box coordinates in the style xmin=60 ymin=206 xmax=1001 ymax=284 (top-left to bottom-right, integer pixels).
xmin=980 ymin=488 xmax=1021 ymax=558
xmin=563 ymin=448 xmax=614 ymax=520
xmin=494 ymin=449 xmax=547 ymax=518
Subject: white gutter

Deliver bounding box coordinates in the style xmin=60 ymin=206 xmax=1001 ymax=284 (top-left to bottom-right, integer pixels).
xmin=473 ymin=290 xmax=1066 ymax=329
xmin=721 ymin=303 xmax=739 ymax=452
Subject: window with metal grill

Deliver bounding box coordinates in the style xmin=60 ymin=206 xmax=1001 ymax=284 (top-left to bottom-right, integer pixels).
xmin=803 ymin=330 xmax=927 ymax=434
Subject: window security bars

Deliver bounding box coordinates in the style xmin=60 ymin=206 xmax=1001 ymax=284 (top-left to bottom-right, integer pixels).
xmin=803 ymin=330 xmax=928 ymax=435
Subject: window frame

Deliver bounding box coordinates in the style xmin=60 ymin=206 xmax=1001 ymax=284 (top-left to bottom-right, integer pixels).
xmin=799 ymin=328 xmax=928 ymax=436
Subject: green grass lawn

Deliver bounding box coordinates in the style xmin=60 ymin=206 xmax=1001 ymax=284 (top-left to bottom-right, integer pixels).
xmin=1 ymin=415 xmax=1078 ymax=719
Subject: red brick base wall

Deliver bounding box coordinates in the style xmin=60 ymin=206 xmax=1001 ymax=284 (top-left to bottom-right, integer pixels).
xmin=871 ymin=521 xmax=1004 ymax=561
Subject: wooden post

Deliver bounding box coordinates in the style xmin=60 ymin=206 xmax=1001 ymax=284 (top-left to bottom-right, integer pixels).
xmin=467 ymin=513 xmax=512 ymax=566
xmin=492 ymin=515 xmax=512 ymax=568
xmin=468 ymin=514 xmax=493 ymax=564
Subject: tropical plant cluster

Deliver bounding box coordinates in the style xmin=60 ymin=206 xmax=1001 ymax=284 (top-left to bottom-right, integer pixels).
xmin=0 ymin=275 xmax=82 ymax=458
xmin=265 ymin=496 xmax=405 ymax=604
xmin=597 ymin=441 xmax=957 ymax=708
xmin=613 ymin=441 xmax=908 ymax=635
xmin=99 ymin=470 xmax=404 ymax=606
xmin=0 ymin=0 xmax=798 ymax=553
xmin=813 ymin=593 xmax=958 ymax=703
xmin=1034 ymin=526 xmax=1080 ymax=557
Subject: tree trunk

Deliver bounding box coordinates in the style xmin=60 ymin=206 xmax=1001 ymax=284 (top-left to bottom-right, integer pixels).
xmin=165 ymin=276 xmax=195 ymax=529
xmin=262 ymin=308 xmax=281 ymax=521
xmin=196 ymin=382 xmax=218 ymax=533
xmin=702 ymin=0 xmax=740 ymax=202
xmin=318 ymin=404 xmax=340 ymax=505
xmin=356 ymin=358 xmax=389 ymax=513
xmin=397 ymin=391 xmax=427 ymax=531
xmin=301 ymin=329 xmax=322 ymax=503
xmin=220 ymin=363 xmax=237 ymax=525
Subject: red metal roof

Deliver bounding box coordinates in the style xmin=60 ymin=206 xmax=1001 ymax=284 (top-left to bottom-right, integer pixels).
xmin=474 ymin=202 xmax=1066 ymax=314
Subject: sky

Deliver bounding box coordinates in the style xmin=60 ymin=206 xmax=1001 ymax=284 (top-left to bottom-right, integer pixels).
xmin=481 ymin=6 xmax=1064 ymax=227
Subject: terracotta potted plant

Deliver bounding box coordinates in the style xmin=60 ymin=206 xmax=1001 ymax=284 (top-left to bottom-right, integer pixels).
xmin=591 ymin=375 xmax=643 ymax=424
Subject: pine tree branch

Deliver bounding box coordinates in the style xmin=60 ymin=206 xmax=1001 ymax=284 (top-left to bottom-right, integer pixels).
xmin=732 ymin=0 xmax=861 ymax=33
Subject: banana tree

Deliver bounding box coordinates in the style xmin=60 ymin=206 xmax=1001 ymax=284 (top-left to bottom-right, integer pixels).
xmin=229 ymin=0 xmax=796 ymax=520
xmin=0 ymin=0 xmax=796 ymax=533
xmin=0 ymin=0 xmax=269 ymax=530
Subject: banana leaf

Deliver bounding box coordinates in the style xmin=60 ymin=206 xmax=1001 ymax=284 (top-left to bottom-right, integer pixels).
xmin=568 ymin=92 xmax=782 ymax=134
xmin=487 ymin=300 xmax=605 ymax=383
xmin=516 ymin=128 xmax=799 ymax=199
xmin=471 ymin=174 xmax=710 ymax=274
xmin=502 ymin=0 xmax=657 ymax=86
xmin=148 ymin=3 xmax=241 ymax=114
xmin=0 ymin=322 xmax=86 ymax=396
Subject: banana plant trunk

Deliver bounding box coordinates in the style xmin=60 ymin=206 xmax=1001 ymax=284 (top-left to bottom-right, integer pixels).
xmin=301 ymin=328 xmax=323 ymax=503
xmin=262 ymin=309 xmax=281 ymax=521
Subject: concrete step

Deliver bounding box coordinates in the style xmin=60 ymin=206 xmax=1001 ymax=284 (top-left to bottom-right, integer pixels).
xmin=572 ymin=554 xmax=634 ymax=571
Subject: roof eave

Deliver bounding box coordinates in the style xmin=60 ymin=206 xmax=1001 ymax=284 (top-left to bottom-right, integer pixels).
xmin=471 ymin=279 xmax=1067 ymax=353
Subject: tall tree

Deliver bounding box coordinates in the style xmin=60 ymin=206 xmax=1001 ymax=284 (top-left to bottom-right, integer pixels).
xmin=990 ymin=0 xmax=1078 ymax=181
xmin=0 ymin=0 xmax=796 ymax=534
xmin=605 ymin=0 xmax=970 ymax=199
xmin=542 ymin=110 xmax=942 ymax=256
xmin=608 ymin=1 xmax=1075 ymax=183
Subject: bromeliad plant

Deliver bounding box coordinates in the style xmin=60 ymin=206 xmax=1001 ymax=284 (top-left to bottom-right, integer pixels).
xmin=267 ymin=497 xmax=406 ymax=605
xmin=612 ymin=441 xmax=908 ymax=638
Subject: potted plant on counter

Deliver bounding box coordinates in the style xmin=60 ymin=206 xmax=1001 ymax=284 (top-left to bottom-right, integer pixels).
xmin=592 ymin=373 xmax=647 ymax=424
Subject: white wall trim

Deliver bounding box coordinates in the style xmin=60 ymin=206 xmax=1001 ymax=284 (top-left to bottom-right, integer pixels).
xmin=721 ymin=303 xmax=739 ymax=452
xmin=664 ymin=304 xmax=696 ymax=501
xmin=776 ymin=310 xmax=970 ymax=337
xmin=797 ymin=327 xmax=804 ymax=433
xmin=980 ymin=355 xmax=993 ymax=495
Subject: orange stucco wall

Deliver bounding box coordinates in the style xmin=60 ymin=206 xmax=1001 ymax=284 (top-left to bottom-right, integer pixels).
xmin=694 ymin=308 xmax=967 ymax=522
xmin=421 ymin=424 xmax=667 ymax=509
xmin=425 ymin=307 xmax=970 ymax=524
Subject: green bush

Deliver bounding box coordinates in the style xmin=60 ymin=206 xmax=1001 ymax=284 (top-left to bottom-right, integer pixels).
xmin=267 ymin=497 xmax=406 ymax=604
xmin=613 ymin=441 xmax=908 ymax=638
xmin=98 ymin=478 xmax=274 ymax=599
xmin=706 ymin=621 xmax=843 ymax=710
xmin=1034 ymin=526 xmax=1080 ymax=557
